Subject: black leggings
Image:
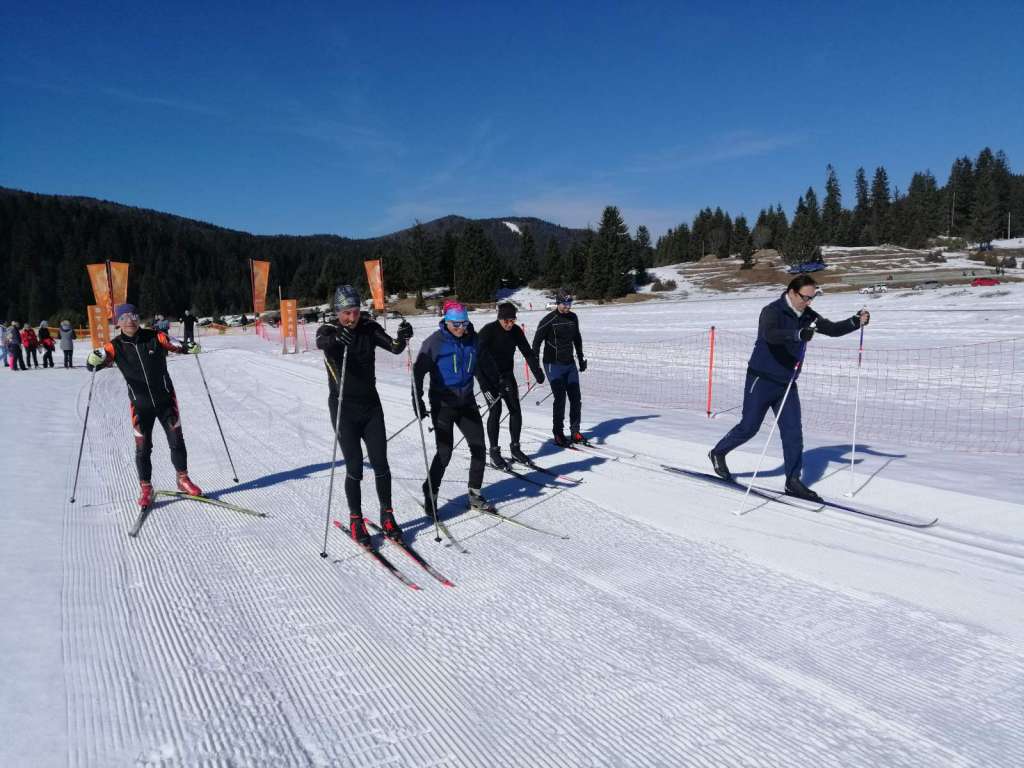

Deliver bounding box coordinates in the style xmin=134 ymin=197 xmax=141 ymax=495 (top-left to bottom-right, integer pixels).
xmin=132 ymin=399 xmax=188 ymax=482
xmin=329 ymin=397 xmax=392 ymax=515
xmin=64 ymin=350 xmax=73 ymax=367
xmin=25 ymin=348 xmax=38 ymax=367
xmin=427 ymin=399 xmax=485 ymax=495
xmin=42 ymin=348 xmax=54 ymax=367
xmin=486 ymin=376 xmax=522 ymax=448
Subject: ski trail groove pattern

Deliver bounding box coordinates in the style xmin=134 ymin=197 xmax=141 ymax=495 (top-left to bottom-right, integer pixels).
xmin=56 ymin=351 xmax=1024 ymax=766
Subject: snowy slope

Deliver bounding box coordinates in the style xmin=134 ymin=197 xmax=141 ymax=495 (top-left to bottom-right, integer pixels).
xmin=2 ymin=295 xmax=1024 ymax=767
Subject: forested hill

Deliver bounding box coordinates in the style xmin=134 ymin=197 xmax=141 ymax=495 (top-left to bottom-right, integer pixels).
xmin=0 ymin=187 xmax=585 ymax=324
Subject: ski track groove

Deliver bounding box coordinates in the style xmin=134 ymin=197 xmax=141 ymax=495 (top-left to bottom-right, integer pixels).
xmin=53 ymin=349 xmax=1024 ymax=766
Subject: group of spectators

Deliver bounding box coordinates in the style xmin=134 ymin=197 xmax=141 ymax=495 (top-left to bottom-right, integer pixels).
xmin=3 ymin=320 xmax=77 ymax=370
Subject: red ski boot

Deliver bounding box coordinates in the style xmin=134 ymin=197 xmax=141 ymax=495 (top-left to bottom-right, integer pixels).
xmin=349 ymin=513 xmax=371 ymax=546
xmin=380 ymin=508 xmax=404 ymax=542
xmin=176 ymin=471 xmax=203 ymax=497
xmin=138 ymin=481 xmax=154 ymax=509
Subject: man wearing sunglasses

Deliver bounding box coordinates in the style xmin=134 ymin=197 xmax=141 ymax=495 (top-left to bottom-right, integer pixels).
xmin=413 ymin=300 xmax=501 ymax=515
xmin=532 ymin=288 xmax=587 ymax=447
xmin=316 ymin=285 xmax=414 ymax=545
xmin=86 ymin=303 xmax=204 ymax=510
xmin=709 ymin=275 xmax=869 ymax=502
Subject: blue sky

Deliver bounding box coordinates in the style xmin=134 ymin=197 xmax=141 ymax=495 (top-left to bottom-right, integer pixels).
xmin=2 ymin=0 xmax=1022 ymax=239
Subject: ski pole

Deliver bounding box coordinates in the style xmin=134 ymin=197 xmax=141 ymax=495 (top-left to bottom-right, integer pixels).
xmin=845 ymin=318 xmax=866 ymax=497
xmin=387 ymin=415 xmax=418 ymax=443
xmin=409 ymin=349 xmax=442 ymax=543
xmin=194 ymin=354 xmax=239 ymax=482
xmin=535 ymin=389 xmax=553 ymax=406
xmin=69 ymin=369 xmax=98 ymax=503
xmin=320 ymin=354 xmax=348 ymax=558
xmin=452 ymin=382 xmax=533 ymax=452
xmin=734 ymin=340 xmax=808 ymax=516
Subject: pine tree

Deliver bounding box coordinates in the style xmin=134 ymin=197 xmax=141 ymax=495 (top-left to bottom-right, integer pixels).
xmin=970 ymin=167 xmax=1001 ymax=243
xmin=785 ymin=192 xmax=821 ymax=264
xmin=584 ymin=206 xmax=633 ymax=298
xmin=634 ymin=225 xmax=652 ymax=284
xmin=944 ymin=157 xmax=974 ymax=237
xmin=852 ymin=167 xmax=870 ymax=245
xmin=903 ymin=171 xmax=942 ymax=248
xmin=869 ymin=167 xmax=891 ymax=244
xmin=542 ymin=237 xmax=563 ymax=287
xmin=454 ymin=223 xmax=499 ymax=301
xmin=733 ymin=215 xmax=753 ymax=265
xmin=517 ymin=226 xmax=538 ymax=285
xmin=822 ymin=165 xmax=843 ymax=244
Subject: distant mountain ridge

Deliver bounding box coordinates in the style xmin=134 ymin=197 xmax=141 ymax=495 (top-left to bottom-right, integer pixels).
xmin=0 ymin=186 xmax=587 ymax=322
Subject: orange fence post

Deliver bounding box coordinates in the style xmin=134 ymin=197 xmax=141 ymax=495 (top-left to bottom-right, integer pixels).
xmin=706 ymin=325 xmax=716 ymax=418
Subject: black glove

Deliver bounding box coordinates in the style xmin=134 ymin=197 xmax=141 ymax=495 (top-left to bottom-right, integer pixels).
xmin=855 ymin=310 xmax=870 ymax=327
xmin=578 ymin=358 xmax=588 ymax=373
xmin=413 ymin=394 xmax=429 ymax=420
xmin=397 ymin=320 xmax=413 ymax=341
xmin=798 ymin=326 xmax=815 ymax=343
xmin=529 ymin=357 xmax=545 ymax=384
xmin=337 ymin=325 xmax=354 ymax=346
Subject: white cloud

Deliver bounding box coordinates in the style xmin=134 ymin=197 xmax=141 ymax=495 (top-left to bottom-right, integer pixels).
xmin=628 ymin=130 xmax=803 ymax=173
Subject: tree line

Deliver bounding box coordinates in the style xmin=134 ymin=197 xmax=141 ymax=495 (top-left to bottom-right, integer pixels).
xmin=2 ymin=146 xmax=1021 ymax=323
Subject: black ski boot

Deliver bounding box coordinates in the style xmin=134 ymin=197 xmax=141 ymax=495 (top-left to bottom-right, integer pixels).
xmin=489 ymin=446 xmax=511 ymax=471
xmin=708 ymin=451 xmax=732 ymax=481
xmin=467 ymin=487 xmax=494 ymax=512
xmin=349 ymin=512 xmax=371 ymax=547
xmin=422 ymin=482 xmax=440 ymax=519
xmin=509 ymin=442 xmax=530 ymax=464
xmin=785 ymin=477 xmax=824 ymax=504
xmin=553 ymin=432 xmax=570 ymax=447
xmin=379 ymin=508 xmax=403 ymax=542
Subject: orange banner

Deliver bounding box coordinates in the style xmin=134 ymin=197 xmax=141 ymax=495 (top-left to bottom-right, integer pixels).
xmin=251 ymin=260 xmax=270 ymax=314
xmin=363 ymin=259 xmax=385 ymax=311
xmin=280 ymin=299 xmax=298 ymax=352
xmin=88 ymin=305 xmax=110 ymax=349
xmin=86 ymin=264 xmax=112 ymax=320
xmin=109 ymin=262 xmax=129 ymax=307
xmin=86 ymin=262 xmax=129 ymax=319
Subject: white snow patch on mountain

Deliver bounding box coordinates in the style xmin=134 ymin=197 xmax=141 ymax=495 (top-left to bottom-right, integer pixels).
xmin=503 ymin=221 xmax=522 ymax=235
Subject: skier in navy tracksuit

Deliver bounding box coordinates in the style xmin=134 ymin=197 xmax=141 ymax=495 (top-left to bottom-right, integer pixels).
xmin=413 ymin=301 xmax=500 ymax=516
xmin=532 ymin=288 xmax=587 ymax=446
xmin=709 ymin=275 xmax=869 ymax=502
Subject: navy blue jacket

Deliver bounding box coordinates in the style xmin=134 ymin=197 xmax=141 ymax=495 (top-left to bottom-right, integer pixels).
xmin=414 ymin=321 xmax=499 ymax=407
xmin=748 ymin=292 xmax=860 ymax=383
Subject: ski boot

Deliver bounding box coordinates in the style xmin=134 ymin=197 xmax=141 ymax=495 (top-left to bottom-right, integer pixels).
xmin=785 ymin=477 xmax=824 ymax=504
xmin=422 ymin=482 xmax=440 ymax=519
xmin=509 ymin=442 xmax=530 ymax=464
xmin=708 ymin=451 xmax=732 ymax=482
xmin=176 ymin=471 xmax=203 ymax=496
xmin=349 ymin=512 xmax=371 ymax=546
xmin=489 ymin=446 xmax=511 ymax=471
xmin=553 ymin=432 xmax=570 ymax=448
xmin=138 ymin=481 xmax=154 ymax=509
xmin=571 ymin=431 xmax=589 ymax=446
xmin=467 ymin=487 xmax=494 ymax=512
xmin=379 ymin=508 xmax=403 ymax=542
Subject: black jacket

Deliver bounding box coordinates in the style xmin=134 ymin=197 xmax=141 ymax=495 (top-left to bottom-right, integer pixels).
xmin=531 ymin=310 xmax=583 ymax=366
xmin=316 ymin=313 xmax=406 ymax=405
xmin=182 ymin=314 xmax=197 ymax=333
xmin=89 ymin=328 xmax=188 ymax=408
xmin=477 ymin=320 xmax=543 ymax=380
xmin=749 ymin=292 xmax=860 ymax=383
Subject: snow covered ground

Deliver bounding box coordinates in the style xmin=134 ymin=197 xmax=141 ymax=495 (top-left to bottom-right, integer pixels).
xmin=3 ymin=289 xmax=1024 ymax=766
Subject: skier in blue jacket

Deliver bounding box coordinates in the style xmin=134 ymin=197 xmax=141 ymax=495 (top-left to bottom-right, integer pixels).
xmin=709 ymin=275 xmax=869 ymax=502
xmin=413 ymin=301 xmax=500 ymax=516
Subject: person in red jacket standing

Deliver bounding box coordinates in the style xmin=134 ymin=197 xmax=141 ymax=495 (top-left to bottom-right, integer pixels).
xmin=87 ymin=303 xmax=205 ymax=510
xmin=21 ymin=325 xmax=39 ymax=368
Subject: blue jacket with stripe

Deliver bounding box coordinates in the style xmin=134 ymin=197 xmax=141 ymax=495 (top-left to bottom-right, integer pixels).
xmin=414 ymin=321 xmax=499 ymax=407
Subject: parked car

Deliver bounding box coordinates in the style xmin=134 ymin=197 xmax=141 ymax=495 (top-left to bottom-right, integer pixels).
xmin=197 ymin=317 xmax=213 ymax=326
xmin=859 ymin=284 xmax=888 ymax=294
xmin=914 ymin=280 xmax=941 ymax=290
xmin=971 ymin=277 xmax=1000 ymax=287
xmin=787 ymin=260 xmax=827 ymax=274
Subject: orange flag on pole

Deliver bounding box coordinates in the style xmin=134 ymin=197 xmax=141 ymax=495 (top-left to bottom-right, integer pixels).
xmin=280 ymin=299 xmax=298 ymax=354
xmin=88 ymin=305 xmax=110 ymax=349
xmin=363 ymin=259 xmax=385 ymax=311
xmin=250 ymin=260 xmax=270 ymax=314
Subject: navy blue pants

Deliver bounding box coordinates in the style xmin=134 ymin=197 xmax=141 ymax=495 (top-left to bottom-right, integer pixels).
xmin=547 ymin=362 xmax=581 ymax=437
xmin=712 ymin=369 xmax=804 ymax=481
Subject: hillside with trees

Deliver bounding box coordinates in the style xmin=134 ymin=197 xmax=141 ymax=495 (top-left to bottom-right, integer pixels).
xmin=2 ymin=147 xmax=1021 ymax=324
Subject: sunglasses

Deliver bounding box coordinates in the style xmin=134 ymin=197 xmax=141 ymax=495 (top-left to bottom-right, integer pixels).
xmin=796 ymin=292 xmax=817 ymax=302
xmin=448 ymin=321 xmax=468 ymax=328
xmin=118 ymin=313 xmax=140 ymax=322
